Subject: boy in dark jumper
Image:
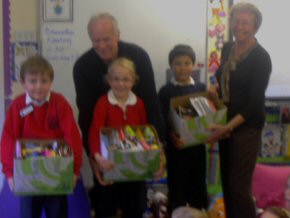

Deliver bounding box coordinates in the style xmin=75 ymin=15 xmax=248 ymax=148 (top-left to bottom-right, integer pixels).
xmin=158 ymin=45 xmax=208 ymax=215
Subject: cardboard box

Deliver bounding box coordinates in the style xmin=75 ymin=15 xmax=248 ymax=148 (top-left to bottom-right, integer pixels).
xmin=13 ymin=139 xmax=73 ymax=195
xmin=169 ymin=92 xmax=227 ymax=147
xmin=100 ymin=126 xmax=161 ymax=182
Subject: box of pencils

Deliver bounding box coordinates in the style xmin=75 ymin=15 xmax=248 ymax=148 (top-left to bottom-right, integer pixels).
xmin=169 ymin=92 xmax=227 ymax=147
xmin=100 ymin=125 xmax=161 ymax=182
xmin=13 ymin=139 xmax=73 ymax=195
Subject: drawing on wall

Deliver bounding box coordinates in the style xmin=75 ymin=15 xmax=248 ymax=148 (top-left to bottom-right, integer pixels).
xmin=207 ymin=0 xmax=229 ymax=85
xmin=12 ymin=42 xmax=38 ymax=81
xmin=43 ymin=0 xmax=73 ymax=22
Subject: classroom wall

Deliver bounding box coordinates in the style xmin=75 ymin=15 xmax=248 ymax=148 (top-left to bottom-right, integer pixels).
xmin=0 ymin=2 xmax=4 ymax=135
xmin=40 ymin=0 xmax=208 ymax=113
xmin=0 ymin=0 xmax=38 ymax=134
xmin=10 ymin=0 xmax=38 ymax=33
xmin=2 ymin=0 xmax=208 ymax=135
xmin=9 ymin=0 xmax=39 ymax=100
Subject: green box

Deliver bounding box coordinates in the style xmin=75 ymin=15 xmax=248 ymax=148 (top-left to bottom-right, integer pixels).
xmin=169 ymin=92 xmax=227 ymax=147
xmin=13 ymin=140 xmax=73 ymax=195
xmin=100 ymin=126 xmax=161 ymax=182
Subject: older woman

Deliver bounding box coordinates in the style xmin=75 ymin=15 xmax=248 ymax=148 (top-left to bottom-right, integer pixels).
xmin=207 ymin=2 xmax=272 ymax=218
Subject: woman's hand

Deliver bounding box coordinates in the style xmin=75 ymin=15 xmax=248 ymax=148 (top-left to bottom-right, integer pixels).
xmin=169 ymin=132 xmax=185 ymax=149
xmin=207 ymin=124 xmax=231 ymax=144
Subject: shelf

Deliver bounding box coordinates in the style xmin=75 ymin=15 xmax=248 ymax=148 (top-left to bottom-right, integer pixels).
xmin=257 ymin=156 xmax=290 ymax=164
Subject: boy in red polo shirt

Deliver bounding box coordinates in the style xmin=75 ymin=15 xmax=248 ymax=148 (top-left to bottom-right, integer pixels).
xmin=0 ymin=55 xmax=82 ymax=218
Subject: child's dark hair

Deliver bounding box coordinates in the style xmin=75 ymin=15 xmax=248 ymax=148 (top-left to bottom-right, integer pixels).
xmin=20 ymin=55 xmax=54 ymax=82
xmin=169 ymin=44 xmax=196 ymax=65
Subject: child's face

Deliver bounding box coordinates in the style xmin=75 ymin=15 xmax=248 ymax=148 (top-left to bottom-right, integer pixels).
xmin=285 ymin=176 xmax=290 ymax=209
xmin=261 ymin=211 xmax=279 ymax=218
xmin=171 ymin=55 xmax=195 ymax=84
xmin=108 ymin=66 xmax=135 ymax=101
xmin=21 ymin=72 xmax=52 ymax=103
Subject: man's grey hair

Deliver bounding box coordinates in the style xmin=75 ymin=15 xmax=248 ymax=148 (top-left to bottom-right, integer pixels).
xmin=87 ymin=12 xmax=120 ymax=37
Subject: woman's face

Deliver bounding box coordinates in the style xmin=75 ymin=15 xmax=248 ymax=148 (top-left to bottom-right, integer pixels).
xmin=231 ymin=11 xmax=256 ymax=44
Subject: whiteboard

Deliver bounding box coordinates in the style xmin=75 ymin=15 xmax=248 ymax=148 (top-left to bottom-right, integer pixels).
xmin=40 ymin=0 xmax=207 ymax=112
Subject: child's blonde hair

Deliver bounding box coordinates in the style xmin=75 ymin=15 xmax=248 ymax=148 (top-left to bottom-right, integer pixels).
xmin=107 ymin=57 xmax=139 ymax=83
xmin=172 ymin=206 xmax=208 ymax=218
xmin=20 ymin=55 xmax=54 ymax=82
xmin=263 ymin=207 xmax=290 ymax=218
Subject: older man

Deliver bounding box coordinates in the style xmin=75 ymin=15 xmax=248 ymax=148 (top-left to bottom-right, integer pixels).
xmin=73 ymin=12 xmax=165 ymax=154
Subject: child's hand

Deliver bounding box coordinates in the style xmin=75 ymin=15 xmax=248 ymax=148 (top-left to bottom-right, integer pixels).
xmin=154 ymin=149 xmax=166 ymax=181
xmin=94 ymin=153 xmax=114 ymax=172
xmin=207 ymin=83 xmax=219 ymax=99
xmin=169 ymin=132 xmax=185 ymax=149
xmin=90 ymin=156 xmax=113 ymax=186
xmin=7 ymin=177 xmax=14 ymax=192
xmin=94 ymin=168 xmax=113 ymax=186
xmin=73 ymin=174 xmax=78 ymax=188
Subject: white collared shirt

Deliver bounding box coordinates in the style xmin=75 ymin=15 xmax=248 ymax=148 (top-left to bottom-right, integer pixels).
xmin=171 ymin=77 xmax=195 ymax=86
xmin=107 ymin=89 xmax=137 ymax=109
xmin=25 ymin=92 xmax=51 ymax=106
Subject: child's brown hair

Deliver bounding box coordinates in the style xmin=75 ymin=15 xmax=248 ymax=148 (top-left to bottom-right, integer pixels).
xmin=20 ymin=55 xmax=54 ymax=82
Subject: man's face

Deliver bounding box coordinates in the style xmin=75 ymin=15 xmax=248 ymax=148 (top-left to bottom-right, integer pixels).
xmin=89 ymin=18 xmax=120 ymax=63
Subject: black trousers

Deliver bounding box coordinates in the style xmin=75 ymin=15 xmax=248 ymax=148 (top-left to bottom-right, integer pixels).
xmin=219 ymin=127 xmax=261 ymax=218
xmin=89 ymin=178 xmax=146 ymax=218
xmin=20 ymin=195 xmax=68 ymax=218
xmin=166 ymin=144 xmax=208 ymax=214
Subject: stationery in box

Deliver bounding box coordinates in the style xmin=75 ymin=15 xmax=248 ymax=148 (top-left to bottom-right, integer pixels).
xmin=13 ymin=139 xmax=73 ymax=195
xmin=100 ymin=125 xmax=161 ymax=182
xmin=169 ymin=92 xmax=227 ymax=147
